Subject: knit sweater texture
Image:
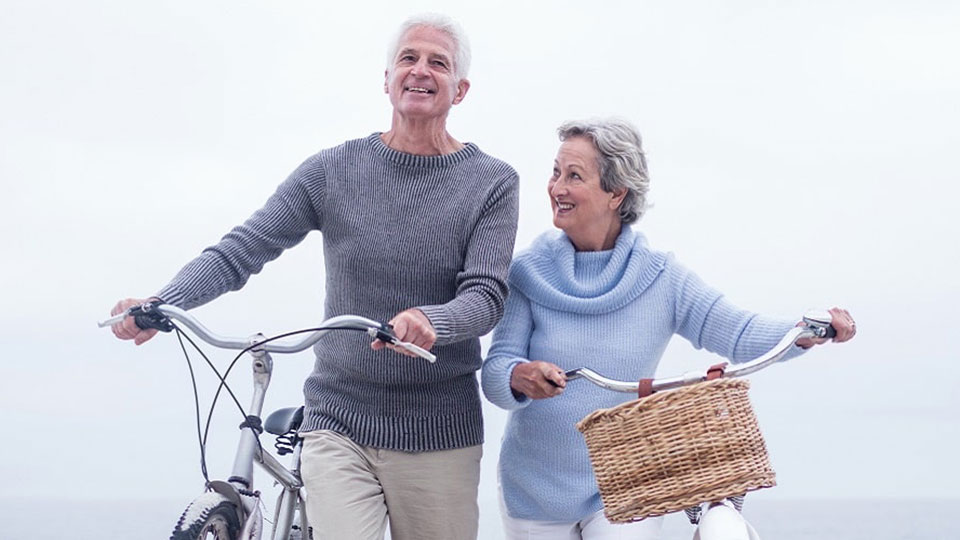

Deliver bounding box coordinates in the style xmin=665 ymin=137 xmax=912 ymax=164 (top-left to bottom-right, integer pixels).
xmin=158 ymin=133 xmax=519 ymax=452
xmin=481 ymin=226 xmax=802 ymax=521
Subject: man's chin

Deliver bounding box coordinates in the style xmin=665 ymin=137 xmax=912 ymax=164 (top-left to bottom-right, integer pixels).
xmin=396 ymin=104 xmax=451 ymax=120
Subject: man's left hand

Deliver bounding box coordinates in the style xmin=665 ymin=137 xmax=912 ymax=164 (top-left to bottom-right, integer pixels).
xmin=371 ymin=308 xmax=436 ymax=357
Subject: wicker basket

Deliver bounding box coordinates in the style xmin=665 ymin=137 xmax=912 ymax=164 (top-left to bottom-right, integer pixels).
xmin=576 ymin=378 xmax=776 ymax=523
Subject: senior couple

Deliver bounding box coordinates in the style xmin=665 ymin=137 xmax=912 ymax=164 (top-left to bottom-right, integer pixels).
xmin=110 ymin=14 xmax=855 ymax=540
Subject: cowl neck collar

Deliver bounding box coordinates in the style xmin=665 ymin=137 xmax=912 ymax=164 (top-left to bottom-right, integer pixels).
xmin=509 ymin=225 xmax=668 ymax=315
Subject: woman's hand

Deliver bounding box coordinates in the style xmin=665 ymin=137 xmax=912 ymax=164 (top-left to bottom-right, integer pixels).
xmin=510 ymin=361 xmax=567 ymax=400
xmin=796 ymin=306 xmax=857 ymax=348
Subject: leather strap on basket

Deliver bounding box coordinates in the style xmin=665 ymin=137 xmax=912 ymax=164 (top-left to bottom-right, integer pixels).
xmin=638 ymin=378 xmax=655 ymax=398
xmin=639 ymin=362 xmax=728 ymax=398
xmin=706 ymin=363 xmax=727 ymax=380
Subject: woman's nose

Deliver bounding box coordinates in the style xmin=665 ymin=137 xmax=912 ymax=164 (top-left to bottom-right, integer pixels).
xmin=549 ymin=179 xmax=566 ymax=196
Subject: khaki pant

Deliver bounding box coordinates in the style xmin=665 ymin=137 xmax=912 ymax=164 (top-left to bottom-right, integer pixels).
xmin=300 ymin=430 xmax=482 ymax=540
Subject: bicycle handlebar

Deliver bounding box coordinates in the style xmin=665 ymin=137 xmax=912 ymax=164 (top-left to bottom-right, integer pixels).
xmin=565 ymin=311 xmax=835 ymax=394
xmin=98 ymin=302 xmax=437 ymax=362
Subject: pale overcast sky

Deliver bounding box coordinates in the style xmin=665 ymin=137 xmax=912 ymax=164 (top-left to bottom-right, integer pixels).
xmin=2 ymin=0 xmax=958 ymax=538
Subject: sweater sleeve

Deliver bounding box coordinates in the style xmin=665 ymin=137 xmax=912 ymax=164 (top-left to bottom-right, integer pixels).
xmin=671 ymin=260 xmax=804 ymax=364
xmin=417 ymin=171 xmax=520 ymax=345
xmin=155 ymin=156 xmax=325 ymax=310
xmin=481 ymin=285 xmax=533 ymax=410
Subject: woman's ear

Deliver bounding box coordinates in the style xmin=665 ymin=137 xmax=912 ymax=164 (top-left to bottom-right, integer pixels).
xmin=609 ymin=188 xmax=627 ymax=209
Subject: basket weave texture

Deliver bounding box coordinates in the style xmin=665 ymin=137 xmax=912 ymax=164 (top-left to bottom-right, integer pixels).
xmin=576 ymin=378 xmax=776 ymax=523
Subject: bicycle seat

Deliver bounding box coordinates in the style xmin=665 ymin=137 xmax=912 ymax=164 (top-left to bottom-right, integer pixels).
xmin=264 ymin=406 xmax=304 ymax=435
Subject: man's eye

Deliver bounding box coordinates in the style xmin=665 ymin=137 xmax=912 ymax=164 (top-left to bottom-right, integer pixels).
xmin=431 ymin=60 xmax=448 ymax=68
xmin=571 ymin=173 xmax=582 ymax=180
xmin=552 ymin=169 xmax=560 ymax=177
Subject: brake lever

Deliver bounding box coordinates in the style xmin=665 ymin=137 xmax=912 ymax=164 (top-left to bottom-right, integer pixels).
xmin=802 ymin=310 xmax=837 ymax=339
xmin=369 ymin=325 xmax=437 ymax=363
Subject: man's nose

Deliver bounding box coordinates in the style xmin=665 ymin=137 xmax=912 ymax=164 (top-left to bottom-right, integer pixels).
xmin=410 ymin=58 xmax=429 ymax=77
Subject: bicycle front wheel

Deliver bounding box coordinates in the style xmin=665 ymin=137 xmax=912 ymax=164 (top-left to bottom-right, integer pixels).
xmin=170 ymin=492 xmax=242 ymax=540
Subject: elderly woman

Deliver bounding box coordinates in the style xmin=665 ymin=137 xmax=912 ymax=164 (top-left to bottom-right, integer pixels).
xmin=481 ymin=118 xmax=855 ymax=539
xmin=111 ymin=14 xmax=518 ymax=540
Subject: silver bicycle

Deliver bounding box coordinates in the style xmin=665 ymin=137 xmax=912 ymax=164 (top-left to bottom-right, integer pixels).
xmin=567 ymin=311 xmax=837 ymax=540
xmin=99 ymin=301 xmax=436 ymax=540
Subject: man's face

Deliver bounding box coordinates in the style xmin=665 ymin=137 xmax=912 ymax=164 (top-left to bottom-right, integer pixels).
xmin=384 ymin=25 xmax=469 ymax=120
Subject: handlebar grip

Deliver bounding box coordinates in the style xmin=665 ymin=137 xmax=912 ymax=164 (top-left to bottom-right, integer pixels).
xmin=133 ymin=313 xmax=173 ymax=332
xmin=129 ymin=301 xmax=174 ymax=333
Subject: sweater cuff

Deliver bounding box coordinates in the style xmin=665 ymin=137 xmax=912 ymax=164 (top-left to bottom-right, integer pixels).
xmin=483 ymin=359 xmax=531 ymax=411
xmin=783 ymin=339 xmax=809 ymax=362
xmin=154 ymin=284 xmax=187 ymax=309
xmin=417 ymin=304 xmax=453 ymax=346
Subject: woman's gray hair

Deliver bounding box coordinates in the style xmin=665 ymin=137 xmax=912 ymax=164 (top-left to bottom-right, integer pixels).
xmin=386 ymin=14 xmax=471 ymax=81
xmin=557 ymin=118 xmax=650 ymax=224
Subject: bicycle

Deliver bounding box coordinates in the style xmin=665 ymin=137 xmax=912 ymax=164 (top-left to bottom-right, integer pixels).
xmin=98 ymin=301 xmax=436 ymax=540
xmin=566 ymin=310 xmax=838 ymax=540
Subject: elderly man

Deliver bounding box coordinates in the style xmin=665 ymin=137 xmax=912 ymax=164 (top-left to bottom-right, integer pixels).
xmin=111 ymin=14 xmax=518 ymax=540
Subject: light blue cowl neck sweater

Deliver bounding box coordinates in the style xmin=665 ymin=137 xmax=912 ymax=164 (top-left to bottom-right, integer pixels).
xmin=481 ymin=226 xmax=801 ymax=521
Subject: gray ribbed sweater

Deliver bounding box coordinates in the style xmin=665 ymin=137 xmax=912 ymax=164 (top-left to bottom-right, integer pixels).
xmin=157 ymin=133 xmax=520 ymax=451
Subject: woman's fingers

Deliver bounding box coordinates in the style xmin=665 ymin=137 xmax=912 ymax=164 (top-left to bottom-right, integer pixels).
xmin=510 ymin=361 xmax=566 ymax=399
xmin=797 ymin=306 xmax=857 ymax=348
xmin=540 ymin=362 xmax=566 ymax=389
xmin=829 ymin=306 xmax=857 ymax=343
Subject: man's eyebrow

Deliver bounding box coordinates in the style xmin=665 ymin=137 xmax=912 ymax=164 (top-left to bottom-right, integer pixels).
xmin=395 ymin=47 xmax=452 ymax=65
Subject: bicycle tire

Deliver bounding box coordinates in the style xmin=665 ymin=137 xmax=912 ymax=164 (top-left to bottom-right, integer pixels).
xmin=170 ymin=491 xmax=242 ymax=540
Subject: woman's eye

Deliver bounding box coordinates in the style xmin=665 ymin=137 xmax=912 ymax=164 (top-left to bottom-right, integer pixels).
xmin=571 ymin=173 xmax=581 ymax=180
xmin=551 ymin=169 xmax=560 ymax=178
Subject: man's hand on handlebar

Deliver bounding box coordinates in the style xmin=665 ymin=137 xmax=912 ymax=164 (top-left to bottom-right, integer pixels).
xmin=796 ymin=306 xmax=856 ymax=349
xmin=371 ymin=308 xmax=436 ymax=358
xmin=110 ymin=297 xmax=161 ymax=345
xmin=510 ymin=361 xmax=567 ymax=400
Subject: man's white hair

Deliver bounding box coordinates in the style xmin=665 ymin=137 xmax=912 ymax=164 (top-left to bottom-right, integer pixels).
xmin=386 ymin=13 xmax=471 ymax=81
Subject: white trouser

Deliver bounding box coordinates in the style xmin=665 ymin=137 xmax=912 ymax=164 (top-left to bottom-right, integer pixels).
xmin=499 ymin=492 xmax=663 ymax=540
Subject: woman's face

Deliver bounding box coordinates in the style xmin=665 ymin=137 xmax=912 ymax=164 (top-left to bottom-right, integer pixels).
xmin=548 ymin=136 xmax=624 ymax=250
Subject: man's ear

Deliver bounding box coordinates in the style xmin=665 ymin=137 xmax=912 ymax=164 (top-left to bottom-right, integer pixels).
xmin=452 ymin=79 xmax=471 ymax=105
xmin=384 ymin=69 xmax=390 ymax=94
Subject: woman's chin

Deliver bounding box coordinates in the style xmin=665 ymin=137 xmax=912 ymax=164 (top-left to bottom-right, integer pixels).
xmin=553 ymin=220 xmax=572 ymax=235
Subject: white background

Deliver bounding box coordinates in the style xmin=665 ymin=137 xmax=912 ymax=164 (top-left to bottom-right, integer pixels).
xmin=2 ymin=0 xmax=957 ymax=537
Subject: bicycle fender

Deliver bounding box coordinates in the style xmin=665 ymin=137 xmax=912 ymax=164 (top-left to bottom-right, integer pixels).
xmin=694 ymin=502 xmax=751 ymax=540
xmin=208 ymin=479 xmax=244 ymax=510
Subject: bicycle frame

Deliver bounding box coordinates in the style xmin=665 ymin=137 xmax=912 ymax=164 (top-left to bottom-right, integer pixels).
xmin=232 ymin=341 xmax=305 ymax=540
xmin=99 ymin=303 xmax=436 ymax=540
